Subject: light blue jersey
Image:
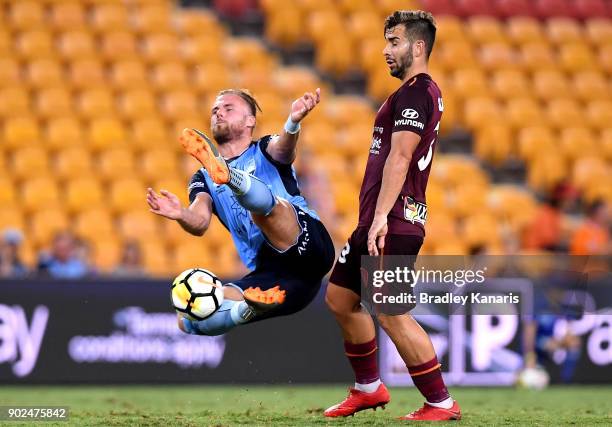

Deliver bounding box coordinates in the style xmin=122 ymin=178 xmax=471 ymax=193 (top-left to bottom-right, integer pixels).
xmin=188 ymin=135 xmax=319 ymax=269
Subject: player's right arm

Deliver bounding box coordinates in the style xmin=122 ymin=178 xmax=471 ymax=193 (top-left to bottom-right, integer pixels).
xmin=147 ymin=188 xmax=212 ymax=236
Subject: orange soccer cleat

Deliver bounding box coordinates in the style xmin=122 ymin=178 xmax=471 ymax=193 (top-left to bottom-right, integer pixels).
xmin=399 ymin=401 xmax=461 ymax=421
xmin=324 ymin=383 xmax=391 ymax=417
xmin=179 ymin=128 xmax=230 ymax=184
xmin=243 ymin=285 xmax=286 ymax=314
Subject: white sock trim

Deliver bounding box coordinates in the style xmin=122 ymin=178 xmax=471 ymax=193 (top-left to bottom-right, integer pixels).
xmin=354 ymin=379 xmax=381 ymax=394
xmin=228 ymin=168 xmax=251 ymax=195
xmin=427 ymin=396 xmax=454 ymax=409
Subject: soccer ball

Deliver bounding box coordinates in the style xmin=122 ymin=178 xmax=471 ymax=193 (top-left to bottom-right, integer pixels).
xmin=171 ymin=268 xmax=224 ymax=321
xmin=516 ymin=366 xmax=550 ymax=390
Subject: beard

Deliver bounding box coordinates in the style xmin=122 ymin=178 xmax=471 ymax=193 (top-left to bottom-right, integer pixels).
xmin=390 ymin=48 xmax=414 ymax=80
xmin=212 ymin=122 xmax=232 ymax=144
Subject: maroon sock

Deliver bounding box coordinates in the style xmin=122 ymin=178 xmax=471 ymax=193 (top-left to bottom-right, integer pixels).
xmin=344 ymin=338 xmax=380 ymax=384
xmin=407 ymin=356 xmax=450 ymax=403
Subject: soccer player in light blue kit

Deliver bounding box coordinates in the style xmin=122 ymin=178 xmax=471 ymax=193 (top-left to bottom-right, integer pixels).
xmin=146 ymin=88 xmax=335 ymax=336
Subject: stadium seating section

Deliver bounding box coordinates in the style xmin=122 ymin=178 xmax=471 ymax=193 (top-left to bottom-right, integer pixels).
xmin=0 ymin=0 xmax=610 ymax=277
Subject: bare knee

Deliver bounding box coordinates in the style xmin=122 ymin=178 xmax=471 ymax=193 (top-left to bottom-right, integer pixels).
xmin=376 ymin=313 xmax=406 ymax=335
xmin=325 ymin=284 xmax=360 ymax=317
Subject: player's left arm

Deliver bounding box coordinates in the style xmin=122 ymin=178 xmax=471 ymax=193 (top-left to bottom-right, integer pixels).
xmin=265 ymin=88 xmax=321 ymax=164
xmin=367 ymin=131 xmax=420 ymax=256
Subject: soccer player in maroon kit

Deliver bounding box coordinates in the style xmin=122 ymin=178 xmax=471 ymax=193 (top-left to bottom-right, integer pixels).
xmin=324 ymin=11 xmax=461 ymax=421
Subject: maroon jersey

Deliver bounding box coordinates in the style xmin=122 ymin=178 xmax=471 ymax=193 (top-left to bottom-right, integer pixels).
xmin=358 ymin=73 xmax=443 ymax=236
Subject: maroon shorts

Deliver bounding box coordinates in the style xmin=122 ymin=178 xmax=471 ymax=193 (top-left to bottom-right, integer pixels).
xmin=329 ymin=226 xmax=423 ymax=296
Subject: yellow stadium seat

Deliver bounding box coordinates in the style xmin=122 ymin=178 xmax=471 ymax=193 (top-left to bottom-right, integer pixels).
xmin=487 ymin=185 xmax=537 ymax=229
xmin=141 ymin=149 xmax=179 ymax=181
xmin=527 ymin=152 xmax=567 ymax=191
xmin=519 ymin=42 xmax=556 ymax=72
xmin=348 ymin=11 xmax=381 ymax=41
xmin=119 ymin=89 xmax=158 ymax=120
xmin=151 ymin=62 xmax=189 ymax=91
xmin=432 ymin=155 xmax=489 ymax=189
xmin=110 ymin=178 xmax=146 ymax=213
xmin=586 ymin=100 xmax=612 ymax=130
xmin=573 ymin=71 xmax=610 ymax=102
xmin=518 ymin=126 xmax=555 ymax=161
xmin=325 ymin=96 xmax=374 ymax=128
xmin=88 ymin=118 xmax=126 ymax=151
xmin=296 ymin=0 xmax=336 ymax=13
xmin=338 ymin=0 xmax=373 ymax=13
xmin=0 ymin=177 xmax=17 ymax=208
xmin=545 ymin=18 xmax=582 ymax=45
xmin=474 ymin=124 xmax=513 ymax=164
xmin=438 ymin=41 xmax=477 ymax=71
xmin=598 ymin=44 xmax=612 ymax=74
xmin=378 ymin=0 xmax=420 ymax=15
xmin=142 ymin=33 xmax=180 ymax=64
xmin=0 ymin=58 xmax=21 ymax=89
xmin=306 ymin=10 xmax=343 ymax=44
xmin=273 ymin=67 xmax=322 ymax=99
xmin=462 ymin=213 xmax=501 ymax=247
xmin=161 ymin=91 xmax=199 ymax=120
xmin=359 ymin=38 xmax=385 ymax=73
xmin=35 ymin=88 xmax=73 ymax=119
xmin=141 ymin=241 xmax=172 ymax=277
xmin=546 ymin=99 xmax=583 ymax=129
xmin=0 ymin=30 xmax=8 ymax=57
xmin=50 ymin=2 xmax=87 ymax=31
xmin=491 ymin=70 xmax=529 ymax=99
xmin=153 ymin=178 xmax=190 ymax=207
xmin=434 ymin=16 xmax=465 ymax=44
xmin=133 ymin=5 xmax=172 ymax=34
xmin=451 ymin=68 xmax=488 ymax=100
xmin=479 ymin=42 xmax=517 ymax=71
xmin=506 ymin=98 xmax=541 ymax=129
xmin=65 ymin=177 xmax=104 ymax=213
xmin=54 ymin=147 xmax=93 ymax=180
xmin=58 ymin=30 xmax=96 ymax=61
xmin=505 ymin=17 xmax=544 ymax=46
xmin=77 ymin=89 xmax=115 ymax=119
xmin=101 ymin=31 xmax=138 ymax=62
xmin=585 ymin=18 xmax=612 ymax=47
xmin=131 ymin=118 xmax=171 ymax=150
xmin=602 ymin=128 xmax=612 ymax=161
xmin=0 ymin=208 xmax=25 ymax=231
xmin=16 ymin=30 xmax=54 ymax=60
xmin=8 ymin=1 xmax=44 ymax=31
xmin=45 ymin=118 xmax=84 ymax=151
xmin=68 ymin=59 xmax=106 ymax=90
xmin=74 ymin=208 xmax=115 ymax=243
xmin=316 ymin=37 xmax=357 ymax=75
xmin=0 ymin=88 xmax=30 ymax=118
xmin=192 ymin=64 xmax=233 ymax=96
xmin=99 ymin=148 xmax=136 ymax=180
xmin=532 ymin=70 xmax=570 ymax=101
xmin=110 ymin=60 xmax=149 ymax=90
xmin=174 ymin=10 xmax=221 ymax=36
xmin=118 ymin=210 xmax=160 ymax=242
xmin=26 ymin=59 xmax=64 ymax=89
xmin=424 ymin=212 xmax=458 ymax=247
xmin=572 ymin=156 xmax=608 ymax=190
xmin=467 ymin=16 xmax=507 ymax=44
xmin=433 ymin=239 xmax=467 ymax=256
xmin=3 ymin=117 xmax=40 ymax=151
xmin=223 ymin=38 xmax=271 ymax=70
xmin=559 ymin=43 xmax=596 ymax=73
xmin=91 ymin=237 xmax=123 ymax=272
xmin=450 ymin=184 xmax=487 ymax=218
xmin=91 ymin=3 xmax=129 ymax=33
xmin=264 ymin=8 xmax=304 ymax=47
xmin=21 ymin=178 xmax=60 ymax=212
xmin=30 ymin=208 xmax=69 ymax=246
xmin=463 ymin=97 xmax=503 ymax=131
xmin=181 ymin=36 xmax=223 ymax=65
xmin=560 ymin=127 xmax=598 ymax=160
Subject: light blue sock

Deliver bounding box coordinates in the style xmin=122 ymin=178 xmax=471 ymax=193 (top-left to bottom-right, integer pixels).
xmin=182 ymin=299 xmax=253 ymax=336
xmin=227 ymin=168 xmax=276 ymax=216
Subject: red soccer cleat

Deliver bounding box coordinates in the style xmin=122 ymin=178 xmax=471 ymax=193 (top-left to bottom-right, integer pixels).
xmin=399 ymin=401 xmax=461 ymax=421
xmin=324 ymin=383 xmax=390 ymax=417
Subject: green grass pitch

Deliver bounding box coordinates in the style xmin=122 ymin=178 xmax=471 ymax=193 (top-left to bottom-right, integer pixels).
xmin=1 ymin=385 xmax=610 ymax=426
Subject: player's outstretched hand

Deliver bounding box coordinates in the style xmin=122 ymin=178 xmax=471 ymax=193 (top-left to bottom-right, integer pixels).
xmin=290 ymin=88 xmax=321 ymax=123
xmin=367 ymin=215 xmax=388 ymax=257
xmin=147 ymin=188 xmax=182 ymax=220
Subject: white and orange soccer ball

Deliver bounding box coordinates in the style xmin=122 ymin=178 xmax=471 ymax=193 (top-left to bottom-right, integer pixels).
xmin=516 ymin=366 xmax=550 ymax=390
xmin=171 ymin=268 xmax=224 ymax=321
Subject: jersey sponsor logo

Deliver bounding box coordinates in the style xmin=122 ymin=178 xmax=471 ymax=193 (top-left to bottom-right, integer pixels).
xmin=370 ymin=137 xmax=382 ymax=155
xmin=338 ymin=242 xmax=350 ymax=264
xmin=403 ymin=196 xmax=427 ymax=225
xmin=394 ymin=118 xmax=425 ymax=129
xmin=188 ymin=181 xmax=206 ymax=191
xmin=401 ymin=108 xmax=419 ymax=119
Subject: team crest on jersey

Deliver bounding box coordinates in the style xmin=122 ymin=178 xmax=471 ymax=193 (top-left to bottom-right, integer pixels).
xmin=403 ymin=196 xmax=427 ymax=225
